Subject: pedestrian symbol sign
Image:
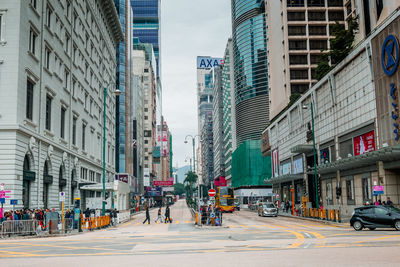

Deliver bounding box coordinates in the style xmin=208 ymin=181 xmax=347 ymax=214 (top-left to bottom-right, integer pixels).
xmin=59 ymin=192 xmax=65 ymax=202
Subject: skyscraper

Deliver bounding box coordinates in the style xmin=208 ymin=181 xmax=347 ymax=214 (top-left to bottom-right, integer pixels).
xmin=231 ymin=0 xmax=269 ymax=146
xmin=131 ymin=0 xmax=161 ymax=77
xmin=115 ymin=0 xmax=133 ymax=176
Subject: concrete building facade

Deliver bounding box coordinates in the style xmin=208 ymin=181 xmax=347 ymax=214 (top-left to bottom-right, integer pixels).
xmin=263 ymin=9 xmax=400 ymax=220
xmin=221 ymin=38 xmax=236 ymax=186
xmin=0 ymin=0 xmax=123 ymax=210
xmin=212 ymin=66 xmax=225 ymax=180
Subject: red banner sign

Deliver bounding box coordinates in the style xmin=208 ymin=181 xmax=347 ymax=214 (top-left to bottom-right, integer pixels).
xmin=153 ymin=180 xmax=174 ymax=187
xmin=353 ymin=130 xmax=376 ymax=156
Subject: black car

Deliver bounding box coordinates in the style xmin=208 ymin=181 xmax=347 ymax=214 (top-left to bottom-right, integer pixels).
xmin=350 ymin=205 xmax=400 ymax=231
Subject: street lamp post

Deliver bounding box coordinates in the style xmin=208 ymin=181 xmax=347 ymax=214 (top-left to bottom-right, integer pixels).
xmin=184 ymin=135 xmax=200 ymax=219
xmin=103 ymin=84 xmax=121 ymax=216
xmin=303 ymin=102 xmax=319 ymax=209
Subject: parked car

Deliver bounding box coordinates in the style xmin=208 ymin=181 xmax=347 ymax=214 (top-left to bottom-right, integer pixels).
xmin=350 ymin=205 xmax=400 ymax=231
xmin=258 ymin=202 xmax=278 ymax=217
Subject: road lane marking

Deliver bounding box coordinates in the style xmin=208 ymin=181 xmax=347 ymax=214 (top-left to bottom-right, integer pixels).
xmin=353 ymin=235 xmax=400 ymax=244
xmin=285 ymin=230 xmax=305 ymax=249
xmin=304 ymin=232 xmax=312 ymax=238
xmin=303 ymin=230 xmax=326 ymax=248
xmin=186 ymin=221 xmax=191 ymax=224
xmin=240 ymin=225 xmax=249 ymax=228
xmin=229 ymin=225 xmax=236 ymax=228
xmin=175 ymin=220 xmax=180 ymax=224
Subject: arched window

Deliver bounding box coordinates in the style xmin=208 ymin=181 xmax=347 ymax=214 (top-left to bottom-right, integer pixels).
xmin=43 ymin=161 xmax=50 ymax=209
xmin=23 ymin=155 xmax=31 ymax=208
xmin=23 ymin=155 xmax=30 ymax=171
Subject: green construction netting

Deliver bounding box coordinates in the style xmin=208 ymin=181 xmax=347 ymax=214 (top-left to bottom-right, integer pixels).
xmin=231 ymin=140 xmax=272 ymax=188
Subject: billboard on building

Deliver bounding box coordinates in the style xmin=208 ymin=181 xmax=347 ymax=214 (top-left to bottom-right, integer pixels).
xmin=197 ymin=56 xmax=224 ymax=69
xmin=353 ymin=130 xmax=376 ymax=156
xmin=272 ymin=149 xmax=279 ymax=177
xmin=371 ymin=18 xmax=400 ymax=147
xmin=162 ymin=131 xmax=168 ymax=157
xmin=144 ymin=168 xmax=150 ymax=186
xmin=292 ymin=156 xmax=303 ymax=174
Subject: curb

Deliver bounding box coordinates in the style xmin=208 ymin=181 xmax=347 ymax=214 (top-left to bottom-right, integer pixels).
xmin=278 ymin=213 xmax=349 ymax=227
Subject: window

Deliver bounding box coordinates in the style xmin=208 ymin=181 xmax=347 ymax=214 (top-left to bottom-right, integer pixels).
xmin=65 ymin=33 xmax=70 ymax=54
xmin=375 ymin=207 xmax=388 ymax=216
xmin=346 ymin=3 xmax=352 ymax=16
xmin=291 ymin=84 xmax=309 ymax=94
xmin=310 ymin=40 xmax=327 ymax=50
xmin=72 ymin=117 xmax=77 ymax=145
xmin=64 ymin=69 xmax=69 ymax=89
xmin=45 ymin=95 xmax=52 ymax=131
xmin=289 ymin=55 xmax=308 ymax=65
xmin=307 ymin=0 xmax=324 ymax=7
xmin=328 ymin=0 xmax=343 ymax=7
xmin=144 ymin=116 xmax=148 ymax=120
xmin=308 ymin=12 xmax=326 ymax=21
xmin=287 ymin=12 xmax=305 ymax=21
xmin=0 ymin=14 xmax=3 ymax=42
xmin=60 ymin=107 xmax=66 ymax=139
xmin=289 ymin=40 xmax=307 ymax=50
xmin=30 ymin=0 xmax=37 ymax=9
xmin=288 ymin=26 xmax=306 ymax=36
xmin=339 ymin=138 xmax=353 ymax=158
xmin=85 ymin=93 xmax=88 ymax=109
xmin=309 ymin=26 xmax=327 ymax=36
xmin=287 ymin=0 xmax=304 ymax=7
xmin=144 ymin=140 xmax=148 ymax=144
xmin=45 ymin=47 xmax=51 ymax=69
xmin=82 ymin=123 xmax=86 ymax=150
xmin=66 ymin=1 xmax=71 ymax=20
xmin=26 ymin=79 xmax=34 ymax=120
xmin=310 ymin=54 xmax=323 ymax=64
xmin=72 ymin=79 xmax=76 ymax=97
xmin=89 ymin=98 xmax=93 ymax=114
xmin=290 ymin=69 xmax=308 ymax=80
xmin=346 ymin=176 xmax=355 ymax=205
xmin=29 ymin=28 xmax=37 ymax=55
xmin=328 ymin=11 xmax=345 ymax=21
xmin=46 ymin=5 xmax=52 ymax=28
xmin=362 ymin=174 xmax=372 ymax=202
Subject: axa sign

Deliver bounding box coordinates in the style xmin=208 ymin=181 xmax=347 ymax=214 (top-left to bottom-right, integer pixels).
xmin=197 ymin=56 xmax=224 ymax=69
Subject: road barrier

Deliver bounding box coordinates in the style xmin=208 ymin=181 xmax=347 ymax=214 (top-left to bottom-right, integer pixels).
xmin=301 ymin=207 xmax=341 ymax=222
xmin=81 ymin=215 xmax=110 ymax=231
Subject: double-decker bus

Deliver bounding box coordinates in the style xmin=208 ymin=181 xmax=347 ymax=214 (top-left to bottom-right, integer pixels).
xmin=216 ymin=187 xmax=235 ymax=212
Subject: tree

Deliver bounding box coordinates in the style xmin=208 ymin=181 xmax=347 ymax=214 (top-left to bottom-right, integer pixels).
xmin=315 ymin=17 xmax=359 ymax=80
xmin=173 ymin=183 xmax=185 ymax=196
xmin=184 ymin=171 xmax=197 ymax=199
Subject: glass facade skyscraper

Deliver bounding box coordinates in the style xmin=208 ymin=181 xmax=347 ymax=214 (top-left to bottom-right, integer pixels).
xmin=131 ymin=0 xmax=161 ymax=77
xmin=115 ymin=0 xmax=133 ymax=174
xmin=231 ymin=0 xmax=269 ymax=145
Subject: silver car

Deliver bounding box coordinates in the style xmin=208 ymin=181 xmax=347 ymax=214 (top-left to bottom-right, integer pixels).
xmin=258 ymin=202 xmax=278 ymax=217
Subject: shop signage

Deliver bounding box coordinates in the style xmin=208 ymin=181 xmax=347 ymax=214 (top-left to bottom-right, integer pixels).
xmin=144 ymin=168 xmax=150 ymax=187
xmin=116 ymin=174 xmax=129 ymax=183
xmin=353 ymin=131 xmax=376 ymax=156
xmin=153 ymin=180 xmax=173 ymax=187
xmin=373 ymin=185 xmax=384 ymax=195
xmin=293 ymin=157 xmax=303 ymax=174
xmin=214 ymin=176 xmax=226 ymax=187
xmin=390 ymin=83 xmax=399 ymax=141
xmin=145 ymin=186 xmax=162 ymax=197
xmin=272 ymin=149 xmax=279 ymax=177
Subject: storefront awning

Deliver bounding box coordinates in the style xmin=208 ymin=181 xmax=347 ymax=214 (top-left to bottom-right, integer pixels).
xmin=291 ymin=144 xmax=313 ymax=154
xmin=317 ymin=145 xmax=400 ymax=174
xmin=264 ymin=174 xmax=304 ymax=185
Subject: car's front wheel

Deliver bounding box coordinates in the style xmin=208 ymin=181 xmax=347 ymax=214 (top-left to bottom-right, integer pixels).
xmin=353 ymin=220 xmax=363 ymax=231
xmin=395 ymin=220 xmax=400 ymax=231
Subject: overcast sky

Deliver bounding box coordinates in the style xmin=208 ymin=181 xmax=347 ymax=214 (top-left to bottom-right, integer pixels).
xmin=161 ymin=0 xmax=232 ymax=169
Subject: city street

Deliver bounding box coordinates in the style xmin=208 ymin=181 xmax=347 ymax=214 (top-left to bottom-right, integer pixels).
xmin=1 ymin=200 xmax=400 ymax=266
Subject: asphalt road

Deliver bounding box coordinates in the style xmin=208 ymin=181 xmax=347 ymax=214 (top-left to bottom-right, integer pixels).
xmin=1 ymin=200 xmax=400 ymax=266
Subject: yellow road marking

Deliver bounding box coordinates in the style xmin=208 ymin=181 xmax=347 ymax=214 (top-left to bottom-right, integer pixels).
xmin=186 ymin=220 xmax=191 ymax=224
xmin=229 ymin=225 xmax=236 ymax=228
xmin=240 ymin=225 xmax=249 ymax=228
xmin=303 ymin=230 xmax=326 ymax=248
xmin=285 ymin=230 xmax=305 ymax=249
xmin=134 ymin=222 xmax=140 ymax=226
xmin=353 ymin=235 xmax=400 ymax=244
xmin=175 ymin=220 xmax=180 ymax=224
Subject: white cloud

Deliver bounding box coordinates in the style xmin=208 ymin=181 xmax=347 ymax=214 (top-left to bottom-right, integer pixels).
xmin=161 ymin=0 xmax=231 ymax=167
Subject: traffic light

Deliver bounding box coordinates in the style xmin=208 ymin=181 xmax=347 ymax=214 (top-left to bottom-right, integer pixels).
xmin=336 ymin=187 xmax=342 ymax=199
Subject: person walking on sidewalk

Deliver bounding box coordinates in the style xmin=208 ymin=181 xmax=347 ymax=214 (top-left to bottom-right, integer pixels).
xmin=155 ymin=207 xmax=163 ymax=223
xmin=164 ymin=204 xmax=171 ymax=223
xmin=143 ymin=205 xmax=150 ymax=224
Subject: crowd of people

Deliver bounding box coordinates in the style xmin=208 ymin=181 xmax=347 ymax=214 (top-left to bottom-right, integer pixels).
xmin=142 ymin=204 xmax=171 ymax=224
xmin=0 ymin=208 xmax=51 ymax=223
